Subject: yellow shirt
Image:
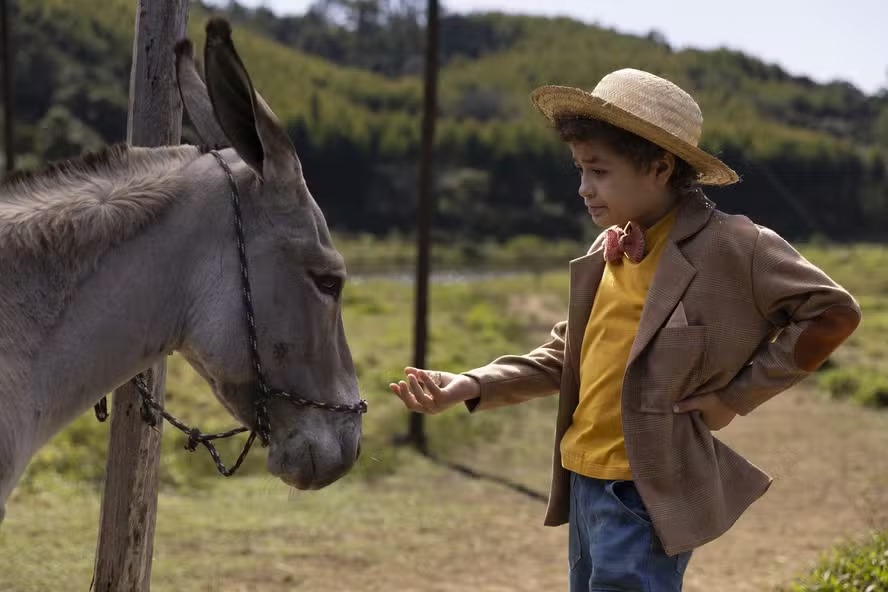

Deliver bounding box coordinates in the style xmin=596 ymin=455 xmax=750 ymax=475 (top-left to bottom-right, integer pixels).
xmin=560 ymin=208 xmax=678 ymax=480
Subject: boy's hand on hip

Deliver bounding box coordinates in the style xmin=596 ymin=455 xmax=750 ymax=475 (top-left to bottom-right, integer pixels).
xmin=673 ymin=393 xmax=737 ymax=431
xmin=389 ymin=367 xmax=480 ymax=415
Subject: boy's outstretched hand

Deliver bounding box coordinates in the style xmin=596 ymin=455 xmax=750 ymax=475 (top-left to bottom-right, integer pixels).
xmin=389 ymin=367 xmax=480 ymax=415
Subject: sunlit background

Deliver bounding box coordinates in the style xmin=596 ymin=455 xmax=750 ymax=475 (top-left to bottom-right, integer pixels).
xmin=2 ymin=1 xmax=886 ymax=591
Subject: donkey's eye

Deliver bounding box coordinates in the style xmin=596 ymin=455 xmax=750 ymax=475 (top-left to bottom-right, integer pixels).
xmin=311 ymin=273 xmax=343 ymax=298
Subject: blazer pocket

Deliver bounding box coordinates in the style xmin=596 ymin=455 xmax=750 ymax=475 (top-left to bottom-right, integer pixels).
xmin=635 ymin=325 xmax=707 ymax=414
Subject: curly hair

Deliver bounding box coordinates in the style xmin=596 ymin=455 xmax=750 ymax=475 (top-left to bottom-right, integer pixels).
xmin=554 ymin=116 xmax=700 ymax=195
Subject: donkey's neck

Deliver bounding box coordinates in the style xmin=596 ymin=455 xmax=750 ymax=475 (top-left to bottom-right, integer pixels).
xmin=0 ymin=149 xmax=226 ymax=508
xmin=29 ymin=227 xmax=189 ymax=443
xmin=0 ymin=218 xmax=188 ymax=506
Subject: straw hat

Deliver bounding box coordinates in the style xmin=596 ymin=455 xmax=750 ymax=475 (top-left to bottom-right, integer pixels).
xmin=531 ymin=69 xmax=739 ymax=186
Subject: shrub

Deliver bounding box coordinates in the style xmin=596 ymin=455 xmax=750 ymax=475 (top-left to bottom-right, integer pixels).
xmin=785 ymin=531 xmax=888 ymax=591
xmin=818 ymin=368 xmax=888 ymax=409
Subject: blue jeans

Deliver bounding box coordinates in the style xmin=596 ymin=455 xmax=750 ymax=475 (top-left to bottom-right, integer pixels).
xmin=569 ymin=472 xmax=692 ymax=591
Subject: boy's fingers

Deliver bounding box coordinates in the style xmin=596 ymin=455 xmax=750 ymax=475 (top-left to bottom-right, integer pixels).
xmin=407 ymin=374 xmax=435 ymax=407
xmin=390 ymin=383 xmax=413 ymax=404
xmin=406 ymin=373 xmax=424 ymax=396
xmin=398 ymin=381 xmax=425 ymax=412
xmin=391 ymin=381 xmax=422 ymax=412
xmin=418 ymin=370 xmax=444 ymax=396
xmin=673 ymin=397 xmax=702 ymax=413
xmin=391 ymin=372 xmax=445 ymax=414
xmin=389 ymin=382 xmax=410 ymax=405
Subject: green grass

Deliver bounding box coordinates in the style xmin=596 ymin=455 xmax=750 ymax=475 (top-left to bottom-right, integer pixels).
xmin=19 ymin=269 xmax=569 ymax=492
xmin=800 ymin=244 xmax=887 ymax=404
xmin=784 ymin=532 xmax=888 ymax=592
xmin=1 ymin=453 xmax=557 ymax=592
xmin=16 ymin=242 xmax=887 ymax=492
xmin=3 ymin=242 xmax=885 ymax=590
xmin=817 ymin=367 xmax=888 ymax=408
xmin=752 ymin=244 xmax=888 ymax=590
xmin=333 ymin=232 xmax=585 ymax=274
xmin=4 ymin=268 xmax=568 ymax=590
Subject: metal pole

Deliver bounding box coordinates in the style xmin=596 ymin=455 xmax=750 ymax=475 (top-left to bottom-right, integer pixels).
xmin=408 ymin=0 xmax=439 ymax=453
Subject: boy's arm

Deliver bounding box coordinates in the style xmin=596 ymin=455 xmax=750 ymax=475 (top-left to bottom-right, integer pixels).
xmin=716 ymin=227 xmax=861 ymax=416
xmin=461 ymin=320 xmax=567 ymax=412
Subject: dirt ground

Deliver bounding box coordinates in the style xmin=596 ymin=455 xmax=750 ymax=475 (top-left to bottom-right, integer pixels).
xmin=3 ymin=386 xmax=885 ymax=592
xmin=311 ymin=387 xmax=888 ymax=592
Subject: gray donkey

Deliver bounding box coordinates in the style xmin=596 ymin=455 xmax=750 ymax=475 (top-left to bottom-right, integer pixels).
xmin=0 ymin=19 xmax=363 ymax=523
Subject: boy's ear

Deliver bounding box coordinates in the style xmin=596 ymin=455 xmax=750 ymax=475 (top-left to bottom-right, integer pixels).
xmin=654 ymin=152 xmax=676 ymax=185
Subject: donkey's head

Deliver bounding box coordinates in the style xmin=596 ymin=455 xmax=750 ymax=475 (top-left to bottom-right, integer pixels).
xmin=174 ymin=19 xmax=360 ymax=490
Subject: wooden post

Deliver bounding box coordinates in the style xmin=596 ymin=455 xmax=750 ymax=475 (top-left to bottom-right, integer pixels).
xmin=92 ymin=2 xmax=188 ymax=590
xmin=407 ymin=0 xmax=439 ymax=453
xmin=1 ymin=0 xmax=14 ymax=174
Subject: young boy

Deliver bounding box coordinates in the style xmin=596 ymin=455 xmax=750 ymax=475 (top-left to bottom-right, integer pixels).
xmin=389 ymin=68 xmax=861 ymax=591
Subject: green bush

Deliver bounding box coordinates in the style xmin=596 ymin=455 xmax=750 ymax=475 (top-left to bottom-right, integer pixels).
xmin=786 ymin=531 xmax=888 ymax=591
xmin=818 ymin=368 xmax=888 ymax=409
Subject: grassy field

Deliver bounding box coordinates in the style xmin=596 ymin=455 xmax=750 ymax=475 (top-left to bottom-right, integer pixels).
xmin=1 ymin=243 xmax=885 ymax=591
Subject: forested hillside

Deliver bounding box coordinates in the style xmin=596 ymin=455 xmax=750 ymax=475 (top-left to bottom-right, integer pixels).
xmin=12 ymin=0 xmax=888 ymax=241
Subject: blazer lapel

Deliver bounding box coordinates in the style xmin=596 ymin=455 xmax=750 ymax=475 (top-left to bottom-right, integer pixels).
xmin=567 ymin=249 xmax=606 ymax=383
xmin=627 ymin=192 xmax=715 ymax=365
xmin=627 ymin=243 xmax=696 ymax=365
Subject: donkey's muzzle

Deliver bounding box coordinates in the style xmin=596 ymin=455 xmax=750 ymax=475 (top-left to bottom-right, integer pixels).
xmin=267 ymin=422 xmax=360 ymax=490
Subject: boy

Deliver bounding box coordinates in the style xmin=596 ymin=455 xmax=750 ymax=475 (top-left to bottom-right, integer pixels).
xmin=389 ymin=68 xmax=861 ymax=591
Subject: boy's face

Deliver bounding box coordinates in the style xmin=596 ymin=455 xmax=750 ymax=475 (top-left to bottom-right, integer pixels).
xmin=570 ymin=138 xmax=675 ymax=229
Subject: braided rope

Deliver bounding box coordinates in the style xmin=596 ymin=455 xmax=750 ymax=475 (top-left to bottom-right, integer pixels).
xmin=208 ymin=150 xmax=274 ymax=446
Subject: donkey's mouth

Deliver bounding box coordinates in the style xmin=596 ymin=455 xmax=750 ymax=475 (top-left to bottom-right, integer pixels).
xmin=279 ymin=474 xmax=320 ymax=490
xmin=276 ymin=469 xmax=341 ymax=491
xmin=268 ymin=429 xmax=359 ymax=491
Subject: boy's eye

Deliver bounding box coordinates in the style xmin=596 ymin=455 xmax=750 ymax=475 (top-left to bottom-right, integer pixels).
xmin=573 ymin=165 xmax=606 ymax=176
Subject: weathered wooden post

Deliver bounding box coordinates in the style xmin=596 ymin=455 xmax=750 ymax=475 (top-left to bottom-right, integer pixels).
xmin=92 ymin=2 xmax=188 ymax=590
xmin=1 ymin=0 xmax=14 ymax=174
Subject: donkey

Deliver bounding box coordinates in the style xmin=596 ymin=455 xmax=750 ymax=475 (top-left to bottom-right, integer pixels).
xmin=0 ymin=19 xmax=363 ymax=523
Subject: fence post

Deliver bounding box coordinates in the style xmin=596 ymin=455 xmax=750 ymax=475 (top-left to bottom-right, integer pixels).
xmin=407 ymin=0 xmax=440 ymax=454
xmin=92 ymin=2 xmax=188 ymax=590
xmin=1 ymin=0 xmax=14 ymax=174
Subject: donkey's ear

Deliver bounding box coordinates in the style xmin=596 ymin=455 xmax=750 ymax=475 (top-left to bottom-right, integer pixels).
xmin=174 ymin=39 xmax=229 ymax=149
xmin=202 ymin=18 xmax=297 ymax=180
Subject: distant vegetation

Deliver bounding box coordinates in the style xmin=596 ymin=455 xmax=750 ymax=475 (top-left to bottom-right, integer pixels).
xmin=11 ymin=0 xmax=888 ymax=244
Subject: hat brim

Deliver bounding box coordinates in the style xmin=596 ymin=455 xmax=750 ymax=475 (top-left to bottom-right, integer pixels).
xmin=531 ymin=85 xmax=739 ymax=186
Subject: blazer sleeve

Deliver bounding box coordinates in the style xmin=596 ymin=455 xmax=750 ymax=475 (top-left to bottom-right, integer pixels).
xmin=716 ymin=227 xmax=861 ymax=415
xmin=461 ymin=320 xmax=567 ymax=412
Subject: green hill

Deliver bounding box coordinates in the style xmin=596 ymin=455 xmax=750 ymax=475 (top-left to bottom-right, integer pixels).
xmin=12 ymin=0 xmax=888 ymax=241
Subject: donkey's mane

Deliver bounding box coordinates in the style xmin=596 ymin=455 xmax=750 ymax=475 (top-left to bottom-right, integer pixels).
xmin=0 ymin=143 xmax=204 ymax=260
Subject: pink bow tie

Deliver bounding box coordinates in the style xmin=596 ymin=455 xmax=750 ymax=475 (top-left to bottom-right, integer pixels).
xmin=603 ymin=222 xmax=646 ymax=264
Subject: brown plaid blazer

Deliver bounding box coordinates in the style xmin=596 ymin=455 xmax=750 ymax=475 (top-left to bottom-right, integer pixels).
xmin=463 ymin=192 xmax=861 ymax=556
